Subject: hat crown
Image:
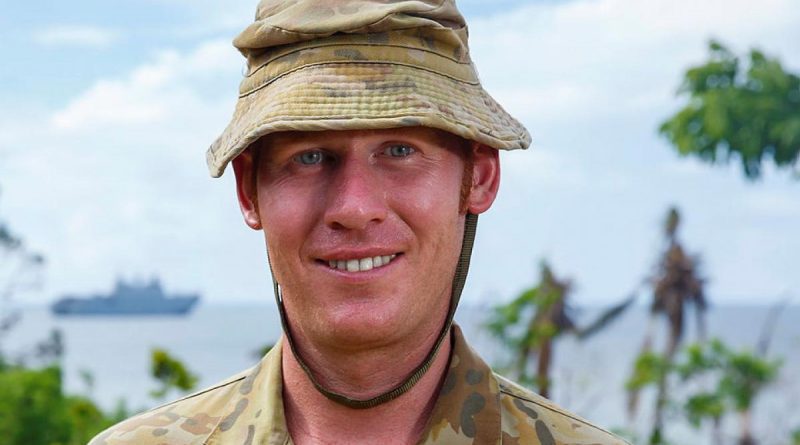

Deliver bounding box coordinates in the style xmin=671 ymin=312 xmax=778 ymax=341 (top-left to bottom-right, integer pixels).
xmin=207 ymin=0 xmax=531 ymax=178
xmin=234 ymin=0 xmax=468 ymax=56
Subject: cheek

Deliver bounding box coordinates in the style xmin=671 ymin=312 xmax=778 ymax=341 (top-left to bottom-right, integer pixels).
xmin=403 ymin=168 xmax=462 ymax=215
xmin=390 ymin=168 xmax=464 ymax=248
xmin=257 ymin=184 xmax=321 ymax=269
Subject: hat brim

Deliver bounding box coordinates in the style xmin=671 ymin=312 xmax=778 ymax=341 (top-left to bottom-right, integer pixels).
xmin=206 ymin=62 xmax=530 ymax=177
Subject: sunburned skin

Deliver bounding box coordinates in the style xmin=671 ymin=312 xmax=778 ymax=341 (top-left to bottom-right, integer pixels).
xmin=87 ymin=1 xmax=624 ymax=443
xmin=230 ymin=126 xmax=501 ymax=444
xmin=234 ymin=127 xmax=499 ymax=357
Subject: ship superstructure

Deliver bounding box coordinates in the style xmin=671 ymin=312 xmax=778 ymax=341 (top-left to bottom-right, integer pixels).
xmin=51 ymin=279 xmax=199 ymax=316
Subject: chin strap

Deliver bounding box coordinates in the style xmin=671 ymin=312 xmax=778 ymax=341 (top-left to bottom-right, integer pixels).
xmin=269 ymin=213 xmax=479 ymax=409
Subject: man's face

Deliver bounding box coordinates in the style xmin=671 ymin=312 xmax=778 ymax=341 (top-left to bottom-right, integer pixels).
xmin=233 ymin=127 xmax=499 ymax=352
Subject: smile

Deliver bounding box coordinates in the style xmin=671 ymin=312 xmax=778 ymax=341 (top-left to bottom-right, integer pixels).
xmin=326 ymin=254 xmax=398 ymax=272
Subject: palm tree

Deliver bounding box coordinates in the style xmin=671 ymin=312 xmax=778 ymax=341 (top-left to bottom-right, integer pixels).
xmin=628 ymin=206 xmax=707 ymax=443
xmin=488 ymin=261 xmax=635 ymax=399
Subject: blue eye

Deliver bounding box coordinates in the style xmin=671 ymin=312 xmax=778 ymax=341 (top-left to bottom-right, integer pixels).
xmin=295 ymin=151 xmax=324 ymax=165
xmin=385 ymin=144 xmax=415 ymax=157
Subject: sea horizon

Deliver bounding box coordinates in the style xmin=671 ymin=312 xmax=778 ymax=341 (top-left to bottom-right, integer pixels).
xmin=3 ymin=303 xmax=798 ymax=444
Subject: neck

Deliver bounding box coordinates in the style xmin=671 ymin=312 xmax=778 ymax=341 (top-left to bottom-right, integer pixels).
xmin=282 ymin=328 xmax=452 ymax=445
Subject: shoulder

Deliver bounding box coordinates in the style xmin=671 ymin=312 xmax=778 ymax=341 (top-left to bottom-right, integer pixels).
xmin=495 ymin=374 xmax=630 ymax=445
xmin=88 ymin=367 xmax=251 ymax=445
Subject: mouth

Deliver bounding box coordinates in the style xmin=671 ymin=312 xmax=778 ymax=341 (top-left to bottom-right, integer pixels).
xmin=319 ymin=254 xmax=401 ymax=273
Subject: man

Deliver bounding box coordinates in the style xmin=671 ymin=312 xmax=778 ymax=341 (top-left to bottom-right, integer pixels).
xmin=91 ymin=0 xmax=628 ymax=444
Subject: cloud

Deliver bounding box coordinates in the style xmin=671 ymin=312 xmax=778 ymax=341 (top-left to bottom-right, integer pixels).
xmin=3 ymin=0 xmax=799 ymax=307
xmin=51 ymin=40 xmax=239 ymax=131
xmin=469 ymin=0 xmax=800 ymax=126
xmin=465 ymin=0 xmax=800 ymax=305
xmin=34 ymin=25 xmax=119 ymax=48
xmin=1 ymin=38 xmax=256 ymax=304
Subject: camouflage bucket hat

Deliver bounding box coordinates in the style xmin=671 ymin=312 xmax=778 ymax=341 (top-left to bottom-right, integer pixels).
xmin=206 ymin=0 xmax=531 ymax=177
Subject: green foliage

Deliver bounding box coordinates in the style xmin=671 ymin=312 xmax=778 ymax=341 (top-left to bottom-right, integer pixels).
xmin=660 ymin=40 xmax=800 ymax=179
xmin=626 ymin=351 xmax=669 ymax=391
xmin=487 ymin=288 xmax=560 ymax=345
xmin=0 ymin=365 xmax=114 ymax=445
xmin=487 ymin=262 xmax=572 ymax=348
xmin=792 ymin=428 xmax=800 ymax=445
xmin=1 ymin=185 xmax=120 ymax=444
xmin=150 ymin=348 xmax=198 ymax=400
xmin=486 ymin=262 xmax=574 ymax=387
xmin=64 ymin=396 xmax=115 ymax=445
xmin=626 ymin=338 xmax=782 ymax=443
xmin=684 ymin=392 xmax=725 ymax=427
xmin=718 ymin=350 xmax=780 ymax=411
xmin=677 ymin=339 xmax=781 ymax=415
xmin=79 ymin=368 xmax=95 ymax=393
xmin=1 ymin=189 xmax=115 ymax=444
xmin=0 ymin=366 xmax=70 ymax=444
xmin=489 ymin=261 xmax=632 ymax=397
xmin=648 ymin=427 xmax=666 ymax=445
xmin=670 ymin=338 xmax=782 ymax=445
xmin=1 ymin=191 xmax=45 ymax=357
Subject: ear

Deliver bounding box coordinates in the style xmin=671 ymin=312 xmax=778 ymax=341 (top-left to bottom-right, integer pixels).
xmin=231 ymin=149 xmax=263 ymax=230
xmin=466 ymin=143 xmax=500 ymax=214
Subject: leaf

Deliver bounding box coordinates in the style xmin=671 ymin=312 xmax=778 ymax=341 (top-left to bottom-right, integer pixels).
xmin=576 ymin=293 xmax=636 ymax=340
xmin=626 ymin=351 xmax=669 ymax=390
xmin=150 ymin=348 xmax=199 ymax=400
xmin=660 ymin=40 xmax=800 ymax=179
xmin=685 ymin=392 xmax=725 ymax=427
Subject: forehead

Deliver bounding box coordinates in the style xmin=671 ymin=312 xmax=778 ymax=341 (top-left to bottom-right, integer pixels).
xmin=257 ymin=126 xmax=468 ymax=153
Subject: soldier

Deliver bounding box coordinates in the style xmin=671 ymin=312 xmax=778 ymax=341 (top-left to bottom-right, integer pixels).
xmin=90 ymin=0 xmax=628 ymax=444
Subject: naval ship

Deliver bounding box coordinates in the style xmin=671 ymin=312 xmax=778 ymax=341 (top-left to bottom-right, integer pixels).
xmin=51 ymin=279 xmax=200 ymax=316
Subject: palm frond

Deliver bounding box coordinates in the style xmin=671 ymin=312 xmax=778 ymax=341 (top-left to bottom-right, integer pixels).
xmin=577 ymin=293 xmax=637 ymax=340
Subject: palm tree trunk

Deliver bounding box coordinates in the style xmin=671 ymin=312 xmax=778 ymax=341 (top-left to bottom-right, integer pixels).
xmin=516 ymin=343 xmax=532 ymax=383
xmin=712 ymin=416 xmax=722 ymax=445
xmin=628 ymin=315 xmax=657 ymax=422
xmin=537 ymin=338 xmax=553 ymax=399
xmin=652 ymin=330 xmax=680 ymax=444
xmin=739 ymin=409 xmax=757 ymax=445
xmin=696 ymin=306 xmax=707 ymax=343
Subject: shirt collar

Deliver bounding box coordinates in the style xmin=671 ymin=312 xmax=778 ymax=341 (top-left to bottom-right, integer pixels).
xmin=206 ymin=324 xmax=501 ymax=445
xmin=419 ymin=324 xmax=502 ymax=444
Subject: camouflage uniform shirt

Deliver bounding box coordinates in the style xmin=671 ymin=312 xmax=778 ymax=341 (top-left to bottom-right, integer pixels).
xmin=89 ymin=325 xmax=627 ymax=444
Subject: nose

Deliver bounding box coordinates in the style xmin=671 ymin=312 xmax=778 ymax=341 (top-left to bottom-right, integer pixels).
xmin=323 ymin=157 xmax=388 ymax=231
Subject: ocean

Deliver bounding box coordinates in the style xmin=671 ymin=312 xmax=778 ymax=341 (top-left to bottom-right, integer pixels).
xmin=3 ymin=304 xmax=799 ymax=444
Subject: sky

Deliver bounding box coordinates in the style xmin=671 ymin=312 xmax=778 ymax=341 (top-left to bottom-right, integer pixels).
xmin=1 ymin=0 xmax=798 ymax=308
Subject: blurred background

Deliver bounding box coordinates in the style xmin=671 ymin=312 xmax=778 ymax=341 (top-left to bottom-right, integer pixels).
xmin=0 ymin=0 xmax=798 ymax=444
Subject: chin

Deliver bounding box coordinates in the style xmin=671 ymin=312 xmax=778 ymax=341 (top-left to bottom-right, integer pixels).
xmin=322 ymin=305 xmax=409 ymax=349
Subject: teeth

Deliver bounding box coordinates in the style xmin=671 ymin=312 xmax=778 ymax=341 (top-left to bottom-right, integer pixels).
xmin=328 ymin=254 xmax=398 ymax=272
